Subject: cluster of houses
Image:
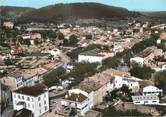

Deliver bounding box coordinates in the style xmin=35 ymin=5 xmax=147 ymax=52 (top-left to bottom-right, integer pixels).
xmin=1 ymin=20 xmax=166 ymax=117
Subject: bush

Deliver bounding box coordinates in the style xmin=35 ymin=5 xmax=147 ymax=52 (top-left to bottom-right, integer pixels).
xmin=130 ymin=65 xmax=155 ymax=79
xmin=43 ymin=67 xmax=66 ymax=87
xmin=154 ymin=71 xmax=166 ymax=93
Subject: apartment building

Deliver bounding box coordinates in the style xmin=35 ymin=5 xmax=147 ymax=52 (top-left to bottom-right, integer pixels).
xmin=12 ymin=83 xmax=49 ymax=117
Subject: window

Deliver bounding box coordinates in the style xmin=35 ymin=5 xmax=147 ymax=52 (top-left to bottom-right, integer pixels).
xmin=44 ymin=100 xmax=46 ymax=104
xmin=18 ymin=95 xmax=20 ymax=99
xmin=39 ymin=103 xmax=41 ymax=107
xmin=32 ymin=98 xmax=33 ymax=102
xmin=38 ymin=97 xmax=41 ymax=101
xmin=44 ymin=94 xmax=46 ymax=98
xmin=14 ymin=94 xmax=16 ymax=98
xmin=45 ymin=106 xmax=47 ymax=111
xmin=27 ymin=97 xmax=30 ymax=101
xmin=22 ymin=96 xmax=24 ymax=100
xmin=28 ymin=103 xmax=30 ymax=108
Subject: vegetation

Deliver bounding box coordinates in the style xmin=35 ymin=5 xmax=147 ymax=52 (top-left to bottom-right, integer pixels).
xmin=33 ymin=30 xmax=57 ymax=39
xmin=95 ymin=106 xmax=150 ymax=116
xmin=67 ymin=44 xmax=109 ymax=60
xmin=43 ymin=62 xmax=98 ymax=87
xmin=63 ymin=34 xmax=78 ymax=47
xmin=102 ymin=33 xmax=158 ymax=70
xmin=4 ymin=58 xmax=16 ymax=66
xmin=154 ymin=71 xmax=166 ymax=93
xmin=64 ymin=62 xmax=98 ymax=84
xmin=157 ymin=40 xmax=166 ymax=51
xmin=130 ymin=65 xmax=154 ymax=79
xmin=17 ymin=3 xmax=131 ymax=23
xmin=43 ymin=67 xmax=66 ymax=87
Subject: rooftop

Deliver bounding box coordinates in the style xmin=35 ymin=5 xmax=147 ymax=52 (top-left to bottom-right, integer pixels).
xmin=79 ymin=49 xmax=105 ymax=57
xmin=14 ymin=83 xmax=48 ymax=96
xmin=65 ymin=93 xmax=87 ymax=103
xmin=13 ymin=108 xmax=32 ymax=117
xmin=143 ymin=85 xmax=162 ymax=92
xmin=137 ymin=47 xmax=154 ymax=58
xmin=78 ymin=69 xmax=130 ymax=93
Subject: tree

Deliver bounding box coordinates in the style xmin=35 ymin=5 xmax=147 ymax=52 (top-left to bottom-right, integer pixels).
xmin=64 ymin=62 xmax=98 ymax=84
xmin=63 ymin=34 xmax=78 ymax=47
xmin=57 ymin=32 xmax=64 ymax=40
xmin=154 ymin=71 xmax=166 ymax=93
xmin=43 ymin=67 xmax=66 ymax=87
xmin=130 ymin=65 xmax=154 ymax=79
xmin=86 ymin=34 xmax=92 ymax=40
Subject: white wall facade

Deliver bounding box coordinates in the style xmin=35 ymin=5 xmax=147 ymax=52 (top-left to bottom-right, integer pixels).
xmin=132 ymin=95 xmax=160 ymax=105
xmin=109 ymin=76 xmax=140 ymax=93
xmin=61 ymin=89 xmax=92 ymax=116
xmin=78 ymin=55 xmax=104 ymax=63
xmin=12 ymin=91 xmax=49 ymax=117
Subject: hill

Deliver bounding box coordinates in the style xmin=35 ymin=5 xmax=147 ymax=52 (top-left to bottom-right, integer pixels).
xmin=17 ymin=3 xmax=133 ymax=23
xmin=140 ymin=11 xmax=166 ymax=18
xmin=0 ymin=6 xmax=35 ymax=20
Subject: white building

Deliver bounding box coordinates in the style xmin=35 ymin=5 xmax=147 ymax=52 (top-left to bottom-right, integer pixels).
xmin=12 ymin=83 xmax=49 ymax=117
xmin=109 ymin=76 xmax=140 ymax=93
xmin=21 ymin=33 xmax=42 ymax=45
xmin=78 ymin=49 xmax=114 ymax=63
xmin=3 ymin=21 xmax=14 ymax=29
xmin=161 ymin=64 xmax=166 ymax=71
xmin=50 ymin=48 xmax=60 ymax=58
xmin=132 ymin=85 xmax=163 ymax=105
xmin=130 ymin=57 xmax=144 ymax=66
xmin=61 ymin=89 xmax=92 ymax=116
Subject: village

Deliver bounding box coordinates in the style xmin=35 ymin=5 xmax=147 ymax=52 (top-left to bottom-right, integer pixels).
xmin=0 ymin=19 xmax=166 ymax=117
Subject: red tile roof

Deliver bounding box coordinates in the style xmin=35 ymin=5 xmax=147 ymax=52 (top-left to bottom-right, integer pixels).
xmin=65 ymin=93 xmax=87 ymax=103
xmin=14 ymin=83 xmax=47 ymax=96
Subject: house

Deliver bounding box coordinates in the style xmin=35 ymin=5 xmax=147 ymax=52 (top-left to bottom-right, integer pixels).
xmin=161 ymin=64 xmax=166 ymax=71
xmin=130 ymin=57 xmax=144 ymax=66
xmin=78 ymin=69 xmax=129 ymax=106
xmin=134 ymin=47 xmax=163 ymax=66
xmin=61 ymin=89 xmax=92 ymax=116
xmin=132 ymin=85 xmax=163 ymax=105
xmin=109 ymin=76 xmax=140 ymax=93
xmin=0 ymin=72 xmax=24 ymax=91
xmin=50 ymin=48 xmax=60 ymax=58
xmin=13 ymin=108 xmax=33 ymax=117
xmin=78 ymin=49 xmax=114 ymax=63
xmin=21 ymin=33 xmax=42 ymax=45
xmin=12 ymin=83 xmax=49 ymax=117
xmin=0 ymin=83 xmax=12 ymax=111
xmin=3 ymin=21 xmax=14 ymax=29
xmin=0 ymin=69 xmax=41 ymax=91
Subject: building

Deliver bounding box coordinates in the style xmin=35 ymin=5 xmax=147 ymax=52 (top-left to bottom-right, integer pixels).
xmin=130 ymin=57 xmax=144 ymax=66
xmin=3 ymin=21 xmax=14 ymax=29
xmin=12 ymin=83 xmax=49 ymax=117
xmin=78 ymin=69 xmax=129 ymax=106
xmin=132 ymin=85 xmax=163 ymax=105
xmin=61 ymin=89 xmax=92 ymax=116
xmin=21 ymin=33 xmax=42 ymax=45
xmin=109 ymin=76 xmax=140 ymax=93
xmin=0 ymin=83 xmax=12 ymax=111
xmin=50 ymin=48 xmax=60 ymax=58
xmin=78 ymin=49 xmax=114 ymax=63
xmin=13 ymin=108 xmax=33 ymax=117
xmin=0 ymin=72 xmax=23 ymax=91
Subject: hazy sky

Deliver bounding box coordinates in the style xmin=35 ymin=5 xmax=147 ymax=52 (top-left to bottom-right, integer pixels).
xmin=1 ymin=0 xmax=166 ymax=11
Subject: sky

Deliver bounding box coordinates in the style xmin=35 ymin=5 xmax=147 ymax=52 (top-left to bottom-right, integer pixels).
xmin=0 ymin=0 xmax=166 ymax=11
